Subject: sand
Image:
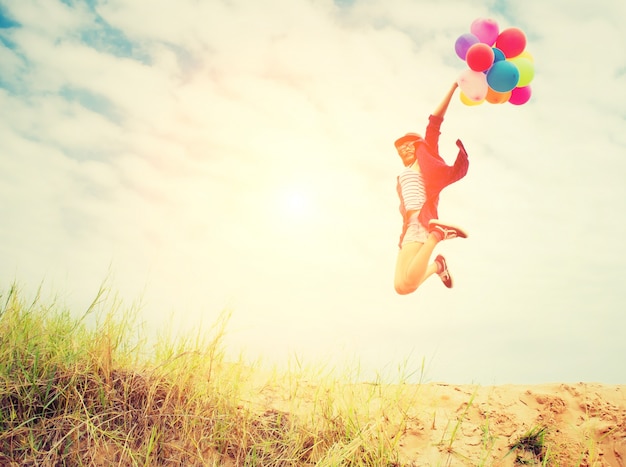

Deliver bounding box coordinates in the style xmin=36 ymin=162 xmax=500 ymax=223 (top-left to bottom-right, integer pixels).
xmin=254 ymin=380 xmax=626 ymax=466
xmin=394 ymin=382 xmax=626 ymax=466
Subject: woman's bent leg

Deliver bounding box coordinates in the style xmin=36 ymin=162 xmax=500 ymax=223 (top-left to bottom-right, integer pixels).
xmin=394 ymin=234 xmax=439 ymax=294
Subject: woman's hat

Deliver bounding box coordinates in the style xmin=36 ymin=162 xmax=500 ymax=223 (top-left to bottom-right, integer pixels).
xmin=394 ymin=132 xmax=424 ymax=148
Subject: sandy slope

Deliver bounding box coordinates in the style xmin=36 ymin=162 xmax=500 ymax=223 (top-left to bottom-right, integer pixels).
xmin=255 ymin=380 xmax=626 ymax=466
xmin=393 ymin=382 xmax=626 ymax=466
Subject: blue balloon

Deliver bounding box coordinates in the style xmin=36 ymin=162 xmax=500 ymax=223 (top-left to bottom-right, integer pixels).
xmin=492 ymin=47 xmax=505 ymax=63
xmin=486 ymin=60 xmax=520 ymax=92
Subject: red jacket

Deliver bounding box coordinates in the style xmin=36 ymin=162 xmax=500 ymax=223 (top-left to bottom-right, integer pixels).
xmin=397 ymin=115 xmax=469 ymax=246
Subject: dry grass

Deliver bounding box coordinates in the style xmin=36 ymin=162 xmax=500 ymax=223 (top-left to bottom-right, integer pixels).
xmin=0 ymin=284 xmax=410 ymax=466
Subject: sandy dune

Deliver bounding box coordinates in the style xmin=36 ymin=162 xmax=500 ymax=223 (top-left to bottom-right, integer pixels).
xmin=255 ymin=380 xmax=626 ymax=466
xmin=393 ymin=382 xmax=626 ymax=466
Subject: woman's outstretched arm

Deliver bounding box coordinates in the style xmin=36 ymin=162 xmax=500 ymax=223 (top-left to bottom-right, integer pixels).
xmin=433 ymin=82 xmax=459 ymax=118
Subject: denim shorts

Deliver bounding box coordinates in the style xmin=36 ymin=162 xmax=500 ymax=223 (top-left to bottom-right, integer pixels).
xmin=400 ymin=213 xmax=429 ymax=247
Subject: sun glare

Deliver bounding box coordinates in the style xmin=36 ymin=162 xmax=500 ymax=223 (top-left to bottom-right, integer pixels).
xmin=266 ymin=183 xmax=319 ymax=227
xmin=284 ymin=190 xmax=308 ymax=213
xmin=281 ymin=189 xmax=312 ymax=219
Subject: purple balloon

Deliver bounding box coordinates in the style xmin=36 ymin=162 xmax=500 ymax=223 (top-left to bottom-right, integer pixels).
xmin=455 ymin=33 xmax=479 ymax=60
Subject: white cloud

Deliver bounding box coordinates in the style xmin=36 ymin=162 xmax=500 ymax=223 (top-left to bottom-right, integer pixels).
xmin=0 ymin=0 xmax=625 ymax=384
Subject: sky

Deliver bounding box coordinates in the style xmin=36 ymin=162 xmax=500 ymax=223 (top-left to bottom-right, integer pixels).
xmin=1 ymin=0 xmax=625 ymax=385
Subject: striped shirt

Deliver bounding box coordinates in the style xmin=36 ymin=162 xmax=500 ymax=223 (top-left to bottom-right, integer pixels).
xmin=398 ymin=167 xmax=426 ymax=213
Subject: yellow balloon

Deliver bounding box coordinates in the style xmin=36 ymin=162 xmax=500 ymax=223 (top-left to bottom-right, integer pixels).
xmin=518 ymin=50 xmax=534 ymax=62
xmin=460 ymin=91 xmax=484 ymax=106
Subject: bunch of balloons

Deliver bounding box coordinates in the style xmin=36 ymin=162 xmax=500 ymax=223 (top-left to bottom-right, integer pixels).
xmin=455 ymin=18 xmax=534 ymax=106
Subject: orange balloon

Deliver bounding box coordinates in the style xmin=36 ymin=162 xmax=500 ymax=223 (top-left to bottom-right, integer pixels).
xmin=485 ymin=87 xmax=511 ymax=104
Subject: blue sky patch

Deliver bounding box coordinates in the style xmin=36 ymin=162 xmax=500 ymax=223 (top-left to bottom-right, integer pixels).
xmin=59 ymin=85 xmax=122 ymax=123
xmin=0 ymin=4 xmax=19 ymax=28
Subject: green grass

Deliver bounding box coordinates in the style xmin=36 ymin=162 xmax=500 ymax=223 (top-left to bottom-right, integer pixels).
xmin=507 ymin=425 xmax=548 ymax=465
xmin=0 ymin=283 xmax=419 ymax=466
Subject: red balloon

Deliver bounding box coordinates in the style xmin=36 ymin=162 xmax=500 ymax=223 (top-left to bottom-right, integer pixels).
xmin=465 ymin=43 xmax=495 ymax=72
xmin=495 ymin=27 xmax=527 ymax=58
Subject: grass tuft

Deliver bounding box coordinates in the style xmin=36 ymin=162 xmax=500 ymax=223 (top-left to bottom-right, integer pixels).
xmin=507 ymin=425 xmax=548 ymax=465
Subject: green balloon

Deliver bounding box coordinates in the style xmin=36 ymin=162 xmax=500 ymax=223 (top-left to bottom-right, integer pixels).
xmin=509 ymin=57 xmax=535 ymax=87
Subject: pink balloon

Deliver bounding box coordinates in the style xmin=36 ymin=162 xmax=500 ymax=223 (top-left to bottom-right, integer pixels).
xmin=495 ymin=27 xmax=527 ymax=58
xmin=509 ymin=86 xmax=532 ymax=105
xmin=457 ymin=69 xmax=488 ymax=102
xmin=470 ymin=18 xmax=499 ymax=46
xmin=466 ymin=43 xmax=495 ymax=72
